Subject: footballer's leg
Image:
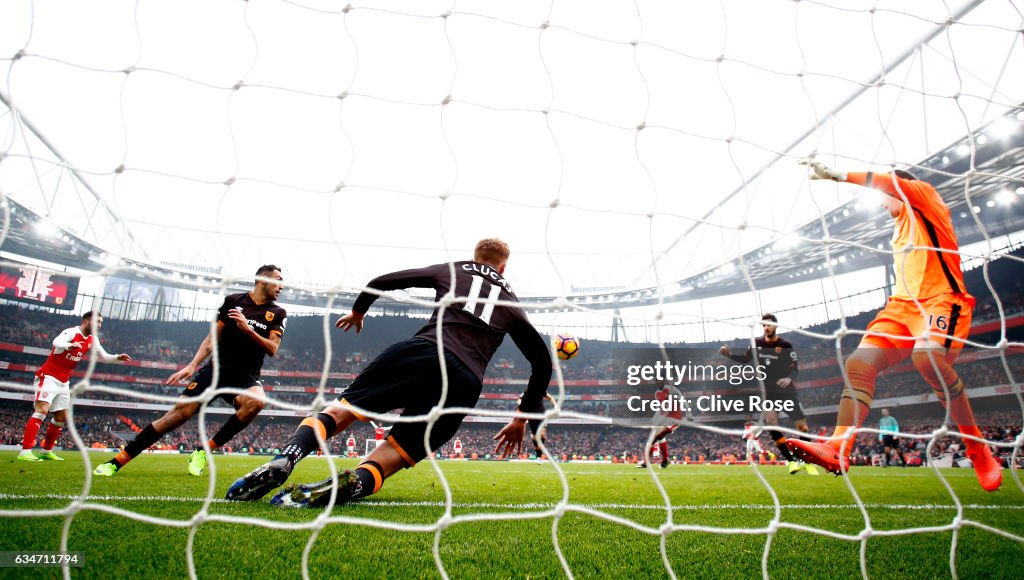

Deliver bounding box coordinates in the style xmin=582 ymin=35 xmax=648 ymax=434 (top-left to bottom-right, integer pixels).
xmin=912 ymin=337 xmax=1000 ymax=491
xmin=638 ymin=436 xmax=658 ymax=469
xmin=534 ymin=433 xmax=547 ymax=463
xmin=273 ymin=439 xmax=408 ymax=508
xmin=97 ymin=365 xmax=221 ymax=476
xmin=275 ymin=394 xmax=475 ymax=509
xmin=94 ymin=399 xmax=200 ymax=476
xmin=639 ymin=421 xmax=668 ymax=468
xmin=762 ymin=410 xmax=799 ymax=474
xmin=189 ymin=385 xmax=267 ymax=476
xmin=18 ymin=398 xmax=51 ymax=462
xmin=656 ymin=427 xmax=673 ymax=468
xmin=227 ymin=342 xmax=423 ymax=501
xmin=790 ymin=413 xmax=818 ymax=476
xmin=271 ymin=352 xmax=481 ymax=508
xmin=38 ymin=407 xmax=67 ymax=461
xmin=528 ymin=419 xmax=546 ymax=462
xmin=789 ymin=341 xmax=903 ymax=475
xmin=227 ymin=406 xmax=357 ymax=501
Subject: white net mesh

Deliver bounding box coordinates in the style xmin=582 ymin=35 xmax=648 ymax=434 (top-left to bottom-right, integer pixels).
xmin=1 ymin=0 xmax=1023 ymax=578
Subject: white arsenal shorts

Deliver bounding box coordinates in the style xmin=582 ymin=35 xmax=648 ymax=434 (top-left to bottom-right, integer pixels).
xmin=35 ymin=375 xmax=71 ymax=412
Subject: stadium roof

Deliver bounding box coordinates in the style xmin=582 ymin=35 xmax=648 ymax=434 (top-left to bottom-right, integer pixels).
xmin=2 ymin=0 xmax=1023 ymax=304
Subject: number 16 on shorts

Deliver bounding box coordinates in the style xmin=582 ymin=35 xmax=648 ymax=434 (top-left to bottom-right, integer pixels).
xmin=927 ymin=314 xmax=949 ymax=331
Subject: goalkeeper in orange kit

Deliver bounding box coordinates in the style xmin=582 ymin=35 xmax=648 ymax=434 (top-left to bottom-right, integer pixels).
xmin=790 ymin=159 xmax=1001 ymax=492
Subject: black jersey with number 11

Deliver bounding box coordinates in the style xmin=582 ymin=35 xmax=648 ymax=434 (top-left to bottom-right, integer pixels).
xmin=351 ymin=261 xmax=552 ymax=411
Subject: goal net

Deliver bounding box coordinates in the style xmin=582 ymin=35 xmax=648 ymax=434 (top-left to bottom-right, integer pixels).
xmin=0 ymin=0 xmax=1022 ymax=577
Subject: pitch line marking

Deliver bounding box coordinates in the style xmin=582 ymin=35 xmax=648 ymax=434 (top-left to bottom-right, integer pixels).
xmin=0 ymin=494 xmax=1021 ymax=511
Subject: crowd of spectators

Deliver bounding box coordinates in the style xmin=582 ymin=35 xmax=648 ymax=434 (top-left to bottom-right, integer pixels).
xmin=1 ymin=297 xmax=1022 ymax=428
xmin=4 ymin=401 xmax=1018 ymax=469
xmin=1 ymin=251 xmax=1022 ymax=469
xmin=796 ymin=355 xmax=1024 ymax=408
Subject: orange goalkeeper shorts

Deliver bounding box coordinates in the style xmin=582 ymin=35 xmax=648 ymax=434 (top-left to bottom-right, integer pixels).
xmin=863 ymin=292 xmax=974 ymax=352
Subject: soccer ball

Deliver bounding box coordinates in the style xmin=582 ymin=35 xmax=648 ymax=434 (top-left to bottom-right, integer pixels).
xmin=553 ymin=333 xmax=581 ymax=361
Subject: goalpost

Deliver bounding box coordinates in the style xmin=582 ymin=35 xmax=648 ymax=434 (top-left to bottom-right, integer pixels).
xmin=1 ymin=0 xmax=1023 ymax=578
xmin=363 ymin=439 xmax=383 ymax=458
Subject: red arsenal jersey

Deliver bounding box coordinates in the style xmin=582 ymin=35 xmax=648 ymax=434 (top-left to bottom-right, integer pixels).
xmin=37 ymin=326 xmax=93 ymax=383
xmin=656 ymin=386 xmax=683 ymax=420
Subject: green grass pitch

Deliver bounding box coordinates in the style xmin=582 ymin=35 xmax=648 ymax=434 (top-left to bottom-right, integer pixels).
xmin=1 ymin=451 xmax=1021 ymax=578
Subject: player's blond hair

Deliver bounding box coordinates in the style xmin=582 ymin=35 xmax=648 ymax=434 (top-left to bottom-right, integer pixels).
xmin=474 ymin=238 xmax=510 ymax=267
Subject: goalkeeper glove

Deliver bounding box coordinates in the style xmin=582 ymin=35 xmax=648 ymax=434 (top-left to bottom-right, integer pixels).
xmin=799 ymin=158 xmax=847 ymax=182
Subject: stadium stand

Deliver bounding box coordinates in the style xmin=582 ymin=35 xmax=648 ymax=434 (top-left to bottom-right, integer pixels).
xmin=1 ymin=251 xmax=1021 ymax=471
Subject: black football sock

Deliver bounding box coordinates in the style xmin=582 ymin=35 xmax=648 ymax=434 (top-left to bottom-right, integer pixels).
xmin=347 ymin=461 xmax=384 ymax=501
xmin=277 ymin=413 xmax=337 ymax=464
xmin=112 ymin=424 xmax=163 ymax=468
xmin=209 ymin=414 xmax=251 ymax=449
xmin=770 ymin=431 xmax=795 ymax=461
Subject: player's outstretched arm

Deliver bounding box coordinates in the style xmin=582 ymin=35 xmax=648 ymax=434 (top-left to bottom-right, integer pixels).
xmin=499 ymin=317 xmax=552 ymax=459
xmin=493 ymin=418 xmax=527 ymax=459
xmin=335 ymin=310 xmax=365 ymax=333
xmin=166 ymin=327 xmax=218 ymax=384
xmin=338 ymin=265 xmax=442 ymax=333
xmin=93 ymin=339 xmax=131 ymax=363
xmin=799 ymin=158 xmax=848 ymax=182
xmin=800 ymin=158 xmax=927 ymax=212
xmin=508 ymin=320 xmax=553 ymax=415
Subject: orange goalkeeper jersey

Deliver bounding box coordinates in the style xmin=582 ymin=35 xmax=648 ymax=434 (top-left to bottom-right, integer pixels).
xmin=847 ymin=172 xmax=966 ymax=300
